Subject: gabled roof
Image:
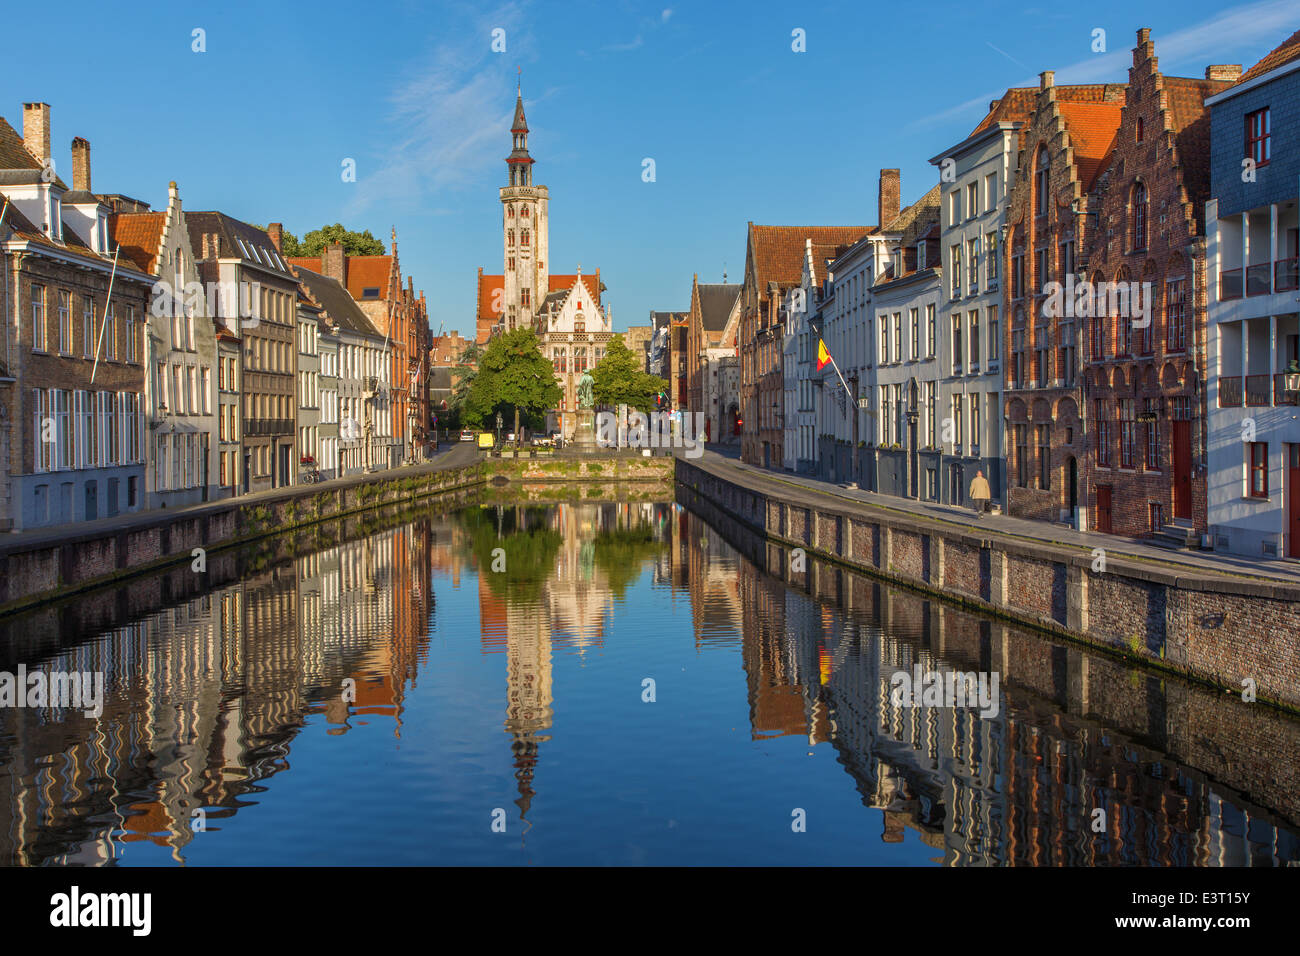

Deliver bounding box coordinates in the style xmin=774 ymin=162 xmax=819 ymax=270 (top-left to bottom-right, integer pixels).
xmin=0 ymin=195 xmax=106 ymax=262
xmin=968 ymin=83 xmax=1126 ymax=137
xmin=291 ymin=265 xmax=383 ymax=339
xmin=697 ymin=284 xmax=741 ymax=333
xmin=748 ymin=225 xmax=872 ymax=290
xmin=0 ymin=115 xmax=67 ymax=188
xmin=1239 ymin=27 xmax=1300 ymax=83
xmin=1056 ymin=101 xmax=1125 ymax=191
xmin=187 ymin=211 xmax=291 ymax=273
xmin=475 ymin=271 xmax=603 ymax=321
xmin=286 ymin=254 xmax=396 ymax=301
xmin=108 ymin=212 xmax=166 ymax=274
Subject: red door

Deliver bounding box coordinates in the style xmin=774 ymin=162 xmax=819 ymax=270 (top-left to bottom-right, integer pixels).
xmin=1096 ymin=485 xmax=1113 ymax=534
xmin=1289 ymin=445 xmax=1300 ymax=558
xmin=1173 ymin=420 xmax=1192 ymax=519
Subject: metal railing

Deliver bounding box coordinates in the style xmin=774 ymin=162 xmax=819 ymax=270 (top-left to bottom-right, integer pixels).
xmin=1246 ymin=374 xmax=1272 ymax=406
xmin=1247 ymin=262 xmax=1271 ymax=296
xmin=1219 ymin=376 xmax=1243 ymax=407
xmin=1277 ymin=257 xmax=1299 ymax=292
xmin=1278 ymin=373 xmax=1300 ymax=406
xmin=1220 ymin=268 xmax=1242 ymax=300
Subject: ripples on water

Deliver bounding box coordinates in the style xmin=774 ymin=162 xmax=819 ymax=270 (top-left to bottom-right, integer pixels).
xmin=0 ymin=497 xmax=1296 ymax=866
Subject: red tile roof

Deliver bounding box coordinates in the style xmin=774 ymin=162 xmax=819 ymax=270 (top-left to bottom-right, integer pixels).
xmin=748 ymin=225 xmax=871 ymax=290
xmin=475 ymin=271 xmax=603 ymax=323
xmin=1239 ymin=27 xmax=1300 ymax=83
xmin=108 ymin=212 xmax=166 ymax=274
xmin=968 ymin=83 xmax=1126 ymax=137
xmin=1056 ymin=101 xmax=1125 ymax=190
xmin=286 ymin=254 xmax=395 ymax=301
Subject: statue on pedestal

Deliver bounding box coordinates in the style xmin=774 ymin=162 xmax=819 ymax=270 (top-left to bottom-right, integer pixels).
xmin=573 ymin=370 xmax=597 ymax=450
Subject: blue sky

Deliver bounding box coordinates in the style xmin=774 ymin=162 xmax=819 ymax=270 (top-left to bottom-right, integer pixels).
xmin=2 ymin=0 xmax=1293 ymax=339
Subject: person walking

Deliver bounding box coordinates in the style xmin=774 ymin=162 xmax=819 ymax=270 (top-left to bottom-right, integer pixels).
xmin=968 ymin=469 xmax=991 ymax=518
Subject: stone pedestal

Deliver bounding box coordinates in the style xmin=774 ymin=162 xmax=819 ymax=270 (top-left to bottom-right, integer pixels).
xmin=571 ymin=408 xmax=597 ymax=452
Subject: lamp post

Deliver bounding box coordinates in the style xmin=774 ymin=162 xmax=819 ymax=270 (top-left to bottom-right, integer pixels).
xmin=495 ymin=411 xmax=503 ymax=445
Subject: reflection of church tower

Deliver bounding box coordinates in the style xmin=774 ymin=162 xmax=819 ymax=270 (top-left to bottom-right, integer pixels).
xmin=503 ymin=607 xmax=553 ymax=817
xmin=502 ymin=80 xmax=550 ymax=332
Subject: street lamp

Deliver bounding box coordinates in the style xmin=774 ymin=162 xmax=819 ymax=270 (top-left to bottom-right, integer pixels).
xmin=495 ymin=411 xmax=503 ymax=444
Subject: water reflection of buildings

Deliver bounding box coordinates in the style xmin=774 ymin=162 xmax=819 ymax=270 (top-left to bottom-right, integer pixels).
xmin=479 ymin=502 xmax=669 ymax=818
xmin=693 ymin=507 xmax=1300 ymax=866
xmin=0 ymin=523 xmax=435 ymax=865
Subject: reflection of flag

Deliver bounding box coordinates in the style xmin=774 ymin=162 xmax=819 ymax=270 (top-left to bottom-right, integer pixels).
xmin=816 ymin=338 xmax=831 ymax=371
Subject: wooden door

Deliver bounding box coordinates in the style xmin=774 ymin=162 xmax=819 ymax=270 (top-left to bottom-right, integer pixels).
xmin=1096 ymin=484 xmax=1113 ymax=534
xmin=1173 ymin=420 xmax=1192 ymax=519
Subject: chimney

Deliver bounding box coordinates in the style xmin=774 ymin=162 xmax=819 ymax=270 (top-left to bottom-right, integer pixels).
xmin=323 ymin=242 xmax=347 ymax=284
xmin=1040 ymin=70 xmax=1055 ymax=90
xmin=71 ymin=137 xmax=91 ymax=192
xmin=22 ymin=102 xmax=51 ymax=168
xmin=1206 ymin=64 xmax=1242 ymax=82
xmin=878 ymin=169 xmax=900 ymax=228
xmin=267 ymin=222 xmax=283 ymax=253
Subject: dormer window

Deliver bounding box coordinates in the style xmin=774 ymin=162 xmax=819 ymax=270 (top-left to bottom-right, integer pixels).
xmin=48 ymin=195 xmax=63 ymax=241
xmin=98 ymin=214 xmax=108 ymax=253
xmin=917 ymin=243 xmax=926 ymax=270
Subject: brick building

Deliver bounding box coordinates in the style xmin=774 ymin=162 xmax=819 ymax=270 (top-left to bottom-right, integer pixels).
xmin=740 ymin=224 xmax=868 ymax=468
xmin=189 ymin=212 xmax=298 ymax=493
xmin=0 ymin=104 xmax=152 ymax=530
xmin=1002 ymin=73 xmax=1125 ymax=524
xmin=685 ymin=276 xmax=742 ymax=444
xmin=1082 ymin=30 xmax=1237 ymax=541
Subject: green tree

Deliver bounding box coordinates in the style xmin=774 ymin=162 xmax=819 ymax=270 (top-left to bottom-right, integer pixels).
xmin=463 ymin=328 xmax=561 ymax=440
xmin=592 ymin=335 xmax=661 ymax=413
xmin=296 ymin=223 xmax=386 ymax=257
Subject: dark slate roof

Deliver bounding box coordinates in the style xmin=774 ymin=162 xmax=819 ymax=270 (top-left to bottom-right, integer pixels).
xmin=186 ymin=210 xmax=291 ymax=273
xmin=428 ymin=366 xmax=453 ymax=390
xmin=292 ymin=265 xmax=383 ymax=339
xmin=697 ymin=284 xmax=741 ymax=332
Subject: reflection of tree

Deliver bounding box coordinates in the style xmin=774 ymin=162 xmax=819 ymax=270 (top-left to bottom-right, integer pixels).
xmin=591 ymin=525 xmax=663 ymax=600
xmin=458 ymin=506 xmax=563 ymax=606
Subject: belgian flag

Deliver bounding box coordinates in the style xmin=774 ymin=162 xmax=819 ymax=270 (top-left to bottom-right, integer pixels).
xmin=816 ymin=338 xmax=832 ymax=371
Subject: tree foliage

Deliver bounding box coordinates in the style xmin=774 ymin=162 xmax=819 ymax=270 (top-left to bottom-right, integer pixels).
xmin=297 ymin=223 xmax=387 ymax=257
xmin=591 ymin=335 xmax=661 ymax=413
xmin=462 ymin=328 xmax=561 ymax=430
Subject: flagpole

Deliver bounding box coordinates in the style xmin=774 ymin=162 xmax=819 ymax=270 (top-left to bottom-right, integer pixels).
xmin=91 ymin=244 xmax=121 ymax=385
xmin=820 ymin=350 xmax=855 ymax=417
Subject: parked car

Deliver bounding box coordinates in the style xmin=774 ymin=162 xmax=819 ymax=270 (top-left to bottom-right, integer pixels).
xmin=459 ymin=429 xmax=474 ymax=442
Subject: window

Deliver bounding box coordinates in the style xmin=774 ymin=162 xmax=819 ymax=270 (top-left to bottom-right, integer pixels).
xmin=1035 ymin=147 xmax=1050 ymax=217
xmin=969 ymin=310 xmax=980 ymax=369
xmin=126 ymin=307 xmax=138 ymax=362
xmin=1090 ymin=314 xmax=1106 ymax=362
xmin=952 ymin=314 xmax=963 ymax=374
xmin=1015 ymin=424 xmax=1028 ymax=487
xmin=1166 ymin=279 xmax=1186 ymax=351
xmin=950 ymin=245 xmax=962 ymax=298
xmin=83 ymin=297 xmax=95 ymax=358
xmin=1059 ymin=240 xmax=1075 ymax=281
xmin=1249 ymin=442 xmax=1268 ymax=497
xmin=967 ymin=182 xmax=978 ymax=219
xmin=57 ymin=291 xmax=72 ymax=354
xmin=880 ymin=315 xmax=889 ymax=364
xmin=1117 ymin=311 xmax=1131 ymax=357
xmin=1095 ymin=400 xmax=1111 ymax=467
xmin=105 ymin=304 xmax=117 ymax=360
xmin=1036 ymin=246 xmax=1049 ymax=290
xmin=1012 ymin=327 xmax=1026 ymax=389
xmin=926 ymin=304 xmax=936 ymax=357
xmin=970 ymin=392 xmax=981 ymax=452
xmin=952 ymin=394 xmax=964 ymax=452
xmin=967 ymin=237 xmax=979 ymax=292
xmin=892 ymin=313 xmax=901 ymax=361
xmin=909 ymin=308 xmax=919 ymax=360
xmin=988 ymin=306 xmax=1000 ymax=364
xmin=1035 ymin=324 xmax=1050 ymax=384
xmin=1060 ymin=318 xmax=1075 ymax=386
xmin=987 ymin=232 xmax=998 ymax=283
xmin=925 ymin=382 xmax=937 ymax=446
xmin=1119 ymin=399 xmax=1135 ymax=468
xmin=949 ymin=191 xmax=961 ymax=225
xmin=31 ymin=284 xmax=47 ymax=351
xmin=1145 ymin=399 xmax=1160 ymax=470
xmin=1132 ymin=182 xmax=1148 ymax=251
xmin=1037 ymin=424 xmax=1051 ymax=489
xmin=1246 ymin=108 xmax=1270 ymax=166
xmin=33 ymin=389 xmax=51 ymax=472
xmin=1136 ymin=117 xmax=1144 ymax=143
xmin=880 ymin=386 xmax=891 ymax=444
xmin=1011 ymin=254 xmax=1024 ymax=299
xmin=521 ymin=229 xmax=530 ymax=246
xmin=985 ymin=171 xmax=998 ymax=210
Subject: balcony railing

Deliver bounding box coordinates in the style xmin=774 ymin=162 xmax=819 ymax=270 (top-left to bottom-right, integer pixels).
xmin=1220 ymin=268 xmax=1242 ymax=300
xmin=1222 ymin=259 xmax=1300 ymax=299
xmin=1219 ymin=376 xmax=1243 ymax=407
xmin=1246 ymin=374 xmax=1272 ymax=406
xmin=1277 ymin=257 xmax=1299 ymax=292
xmin=1247 ymin=262 xmax=1271 ymax=296
xmin=245 ymin=418 xmax=293 ymax=436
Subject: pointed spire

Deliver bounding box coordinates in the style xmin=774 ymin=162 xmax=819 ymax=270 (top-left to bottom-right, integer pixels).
xmin=512 ymin=70 xmax=528 ymax=133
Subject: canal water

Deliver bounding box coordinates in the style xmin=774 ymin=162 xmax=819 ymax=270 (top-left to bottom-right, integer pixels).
xmin=0 ymin=496 xmax=1297 ymax=866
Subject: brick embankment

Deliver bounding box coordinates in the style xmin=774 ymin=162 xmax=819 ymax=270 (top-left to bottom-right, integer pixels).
xmin=677 ymin=454 xmax=1300 ymax=713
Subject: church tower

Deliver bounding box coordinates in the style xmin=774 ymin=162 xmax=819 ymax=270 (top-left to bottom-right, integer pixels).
xmin=501 ymin=81 xmax=550 ymax=332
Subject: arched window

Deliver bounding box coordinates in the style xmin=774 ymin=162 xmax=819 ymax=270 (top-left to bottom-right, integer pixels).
xmin=507 ymin=205 xmax=514 ymax=217
xmin=1132 ymin=182 xmax=1148 ymax=251
xmin=507 ymin=229 xmax=514 ymax=247
xmin=1136 ymin=118 xmax=1144 ymax=143
xmin=521 ymin=230 xmax=530 ymax=246
xmin=1035 ymin=147 xmax=1050 ymax=217
xmin=521 ymin=205 xmax=530 ymax=217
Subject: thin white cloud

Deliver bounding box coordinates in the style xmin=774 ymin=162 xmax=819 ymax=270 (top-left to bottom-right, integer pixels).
xmin=910 ymin=0 xmax=1297 ymax=133
xmin=346 ymin=1 xmax=531 ymax=215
